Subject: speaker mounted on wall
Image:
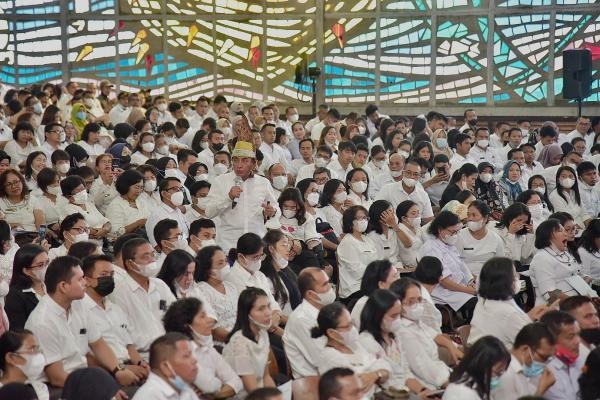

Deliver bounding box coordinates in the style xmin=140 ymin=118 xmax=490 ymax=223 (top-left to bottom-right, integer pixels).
xmin=562 ymin=49 xmax=592 ymax=100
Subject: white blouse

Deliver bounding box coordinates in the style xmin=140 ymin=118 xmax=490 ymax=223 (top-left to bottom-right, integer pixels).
xmin=191 ymin=340 xmax=243 ymax=396
xmin=530 ymin=247 xmax=581 ymax=305
xmin=347 ymin=191 xmax=373 ymax=209
xmin=358 ymin=331 xmax=411 ymax=391
xmin=222 ymin=329 xmax=270 ymax=388
xmin=396 ymin=223 xmax=425 ymax=268
xmin=34 ymin=193 xmax=63 ymax=225
xmin=4 ymin=140 xmax=36 ymax=167
xmin=367 ymin=229 xmax=400 ymax=264
xmin=60 ymin=201 xmax=109 ymax=229
xmin=0 ymin=195 xmax=42 ymax=231
xmin=337 ymin=234 xmax=378 ymax=299
xmin=89 ymin=177 xmax=119 ymax=216
xmin=493 ymin=226 xmax=535 ymax=265
xmin=321 ymin=205 xmax=343 ymax=237
xmin=197 ymin=281 xmax=239 ymax=332
xmin=456 ymin=228 xmax=505 ymax=276
xmin=278 ymin=213 xmax=320 ymax=243
xmin=105 ymin=196 xmax=150 ymax=235
xmin=443 ymin=382 xmax=482 ymax=400
xmin=468 ymin=298 xmax=531 ymax=350
xmin=578 ymin=247 xmax=600 ymax=280
xmin=549 ymin=189 xmax=590 ymax=228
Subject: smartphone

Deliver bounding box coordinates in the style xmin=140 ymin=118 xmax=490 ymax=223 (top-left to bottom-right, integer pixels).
xmin=111 ymin=158 xmax=120 ymax=171
xmin=38 ymin=225 xmax=46 ymax=240
xmin=437 ymin=167 xmax=446 ymax=175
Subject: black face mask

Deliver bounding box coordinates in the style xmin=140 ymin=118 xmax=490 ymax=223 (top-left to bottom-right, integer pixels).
xmin=94 ymin=276 xmax=115 ymax=297
xmin=469 ymin=118 xmax=478 ymax=126
xmin=212 ymin=143 xmax=225 ymax=151
xmin=580 ymin=328 xmax=600 ymax=346
xmin=120 ymin=155 xmax=131 ymax=166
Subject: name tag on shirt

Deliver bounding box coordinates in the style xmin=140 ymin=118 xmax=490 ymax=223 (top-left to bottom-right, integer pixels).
xmin=80 ymin=328 xmax=87 ymax=335
xmin=464 ymin=247 xmax=474 ymax=251
xmin=159 ymin=300 xmax=167 ymax=311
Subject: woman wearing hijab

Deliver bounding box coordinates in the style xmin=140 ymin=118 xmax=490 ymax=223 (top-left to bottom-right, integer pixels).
xmin=498 ymin=160 xmax=523 ymax=206
xmin=537 ymin=143 xmax=563 ymax=168
xmin=70 ymin=103 xmax=89 ymax=140
xmin=106 ymin=142 xmax=133 ymax=170
xmin=475 ymin=161 xmax=505 ymax=220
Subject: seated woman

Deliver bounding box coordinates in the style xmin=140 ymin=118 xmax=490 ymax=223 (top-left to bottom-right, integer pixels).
xmin=394 ymin=200 xmax=426 ymax=269
xmin=498 ymin=160 xmax=523 ymax=206
xmin=440 ymin=163 xmax=477 ymax=208
xmin=136 ymin=164 xmax=161 ymax=208
xmin=468 ymin=257 xmax=550 ymax=350
xmin=34 ymin=168 xmax=62 ymax=242
xmin=530 ymin=219 xmax=595 ymax=305
xmin=261 ymin=230 xmax=301 ymax=318
xmin=516 ymin=189 xmax=550 ymax=229
xmin=443 ymin=336 xmax=511 ymax=400
xmin=393 ymin=279 xmax=461 ymax=389
xmin=320 ymin=179 xmax=351 ymax=237
xmin=130 ymin=131 xmax=157 ymax=166
xmin=0 ymin=329 xmax=48 ymax=400
xmin=105 ymin=169 xmax=149 ymax=237
xmin=312 ymin=301 xmax=391 ymax=398
xmin=345 ymin=168 xmax=372 ymax=209
xmin=274 ymin=187 xmax=323 ymax=274
xmin=578 ymin=219 xmax=600 ymax=282
xmin=528 ymin=174 xmax=554 ymax=215
xmin=222 ymin=287 xmax=277 ymax=393
xmin=549 ymin=165 xmax=590 ymax=229
xmin=23 ymin=151 xmax=47 ymax=191
xmin=456 ymin=200 xmax=505 ymax=276
xmin=337 ymin=205 xmax=378 ymax=304
xmin=163 ymin=298 xmax=243 ymax=398
xmin=474 ymin=162 xmax=504 ymax=221
xmin=367 ymin=200 xmax=402 ymax=266
xmin=417 ymin=211 xmax=477 ymax=322
xmin=550 ymin=211 xmax=582 ymax=265
xmin=89 ymin=153 xmax=119 ymax=216
xmin=0 ymin=169 xmax=44 ymax=243
xmin=4 ymin=245 xmax=48 ymax=329
xmin=196 ymin=245 xmax=239 ymax=344
xmin=350 ymin=259 xmax=399 ymax=329
xmin=493 ymin=202 xmax=536 ymax=268
xmin=59 ymin=175 xmax=110 ymax=246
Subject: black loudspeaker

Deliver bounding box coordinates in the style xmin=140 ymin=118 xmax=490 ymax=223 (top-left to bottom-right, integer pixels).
xmin=562 ymin=49 xmax=592 ymax=99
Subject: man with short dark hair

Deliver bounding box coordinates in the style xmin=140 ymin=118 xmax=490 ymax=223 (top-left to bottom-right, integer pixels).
xmin=305 ymin=104 xmax=329 ymax=133
xmin=189 ymin=95 xmax=212 ymax=132
xmin=449 ymin=133 xmax=472 ymax=174
xmin=108 ymin=91 xmax=131 ymax=126
xmin=327 ymin=141 xmax=356 ymax=180
xmin=364 ymin=104 xmax=389 ymax=137
xmin=540 ymin=310 xmax=586 ymax=400
xmin=566 ymin=116 xmax=593 ymax=154
xmin=188 ymin=218 xmax=217 ymax=253
xmin=319 ymin=367 xmax=364 ymax=400
xmin=290 ymin=138 xmax=314 ymax=176
xmin=310 ymin=108 xmax=342 ymax=142
xmin=198 ymin=130 xmax=226 ymax=171
xmin=153 ymin=218 xmax=188 ymax=267
xmin=490 ymin=121 xmax=510 ymax=149
xmin=560 ymin=295 xmax=600 ymax=349
xmin=576 ymin=161 xmax=600 ymax=218
xmin=145 ymin=177 xmax=189 ymax=247
xmin=468 ymin=127 xmax=503 ymax=170
xmin=520 ymin=143 xmax=544 ymax=184
xmin=535 ymin=123 xmax=559 ymax=158
xmin=492 ymin=323 xmax=556 ymax=399
xmin=246 ymin=387 xmax=284 ymax=400
xmin=459 ymin=108 xmax=477 ymax=133
xmin=26 ymin=256 xmax=138 ymax=388
xmin=132 ymin=332 xmax=200 ymax=400
xmin=295 ymin=145 xmax=332 ymax=184
xmin=283 ymin=268 xmax=335 ymax=378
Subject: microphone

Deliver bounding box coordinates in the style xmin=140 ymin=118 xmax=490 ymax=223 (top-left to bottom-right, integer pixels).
xmin=232 ymin=176 xmax=242 ymax=209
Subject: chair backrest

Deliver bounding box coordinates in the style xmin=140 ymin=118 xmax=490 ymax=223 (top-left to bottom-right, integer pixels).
xmin=292 ymin=376 xmax=319 ymax=400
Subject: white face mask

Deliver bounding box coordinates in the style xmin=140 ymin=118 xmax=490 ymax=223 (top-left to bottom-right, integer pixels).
xmin=242 ymin=255 xmax=261 ymax=273
xmin=157 ymin=145 xmax=170 ymax=155
xmin=314 ymin=157 xmax=328 ymax=168
xmin=30 ymin=266 xmax=48 ymax=283
xmin=373 ymin=160 xmax=385 ymax=168
xmin=443 ymin=233 xmax=459 ymax=246
xmin=196 ymin=196 xmax=209 ymax=209
xmin=282 ymin=209 xmax=296 ymax=219
xmin=200 ymin=141 xmax=209 ymax=150
xmin=306 ymin=192 xmax=320 ymax=207
xmin=142 ymin=142 xmax=155 ymax=153
xmin=57 ymin=162 xmax=70 ymax=174
xmin=157 ymin=103 xmax=168 ymax=112
xmin=134 ymin=261 xmax=160 ymax=278
xmin=560 ymin=178 xmax=575 ymax=189
xmin=479 ymin=173 xmax=493 ymax=183
xmin=170 ymin=191 xmax=185 ymax=207
xmin=212 ymin=265 xmax=230 ymax=281
xmin=467 ymin=219 xmax=485 ymax=232
xmin=354 ymin=219 xmax=368 ymax=233
xmin=72 ymin=190 xmax=88 ymax=205
xmin=71 ymin=232 xmax=89 ymax=243
xmin=335 ymin=326 xmax=359 ymax=350
xmin=382 ymin=317 xmax=402 ymax=333
xmin=15 ymin=352 xmax=46 ymax=380
xmin=249 ymin=315 xmax=271 ymax=330
xmin=390 ymin=169 xmax=403 ymax=178
xmin=272 ymin=175 xmax=288 ymax=191
xmin=46 ymin=185 xmax=61 ymax=196
xmin=164 ymin=169 xmax=180 ymax=179
xmin=195 ymin=173 xmax=209 ymax=182
xmin=144 ymin=179 xmax=157 ymax=192
xmin=275 ymin=253 xmax=288 ymax=269
xmin=477 ymin=139 xmax=489 ymax=149
xmin=402 ymin=177 xmax=417 ymax=188
xmin=213 ymin=163 xmax=228 ymax=176
xmin=528 ymin=203 xmax=543 ymax=219
xmin=350 ymin=181 xmax=367 ymax=194
xmin=334 ymin=191 xmax=347 ymax=203
xmin=404 ymin=302 xmax=424 ymax=321
xmin=314 ymin=287 xmax=336 ymax=306
xmin=533 ymin=186 xmax=546 ymax=195
xmin=399 ymin=151 xmax=410 ymax=159
xmin=408 ymin=216 xmax=421 ymax=229
xmin=288 ymin=114 xmax=299 ymax=123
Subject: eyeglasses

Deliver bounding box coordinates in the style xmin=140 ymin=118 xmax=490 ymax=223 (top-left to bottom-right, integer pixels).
xmin=14 ymin=346 xmax=42 ymax=356
xmin=4 ymin=180 xmax=22 ymax=188
xmin=245 ymin=253 xmax=266 ymax=262
xmin=446 ymin=228 xmax=461 ymax=236
xmin=71 ymin=226 xmax=91 ymax=234
xmin=30 ymin=260 xmax=49 ymax=269
xmin=167 ymin=186 xmax=183 ymax=193
xmin=167 ymin=233 xmax=184 ymax=241
xmin=403 ymin=170 xmax=420 ymax=178
xmin=48 ymin=130 xmax=65 ymax=135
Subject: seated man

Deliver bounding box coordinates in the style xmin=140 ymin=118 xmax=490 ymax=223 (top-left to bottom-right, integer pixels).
xmin=188 ymin=218 xmax=217 ymax=254
xmin=560 ymin=296 xmax=600 ymax=350
xmin=246 ymin=387 xmax=284 ymax=400
xmin=132 ymin=332 xmax=200 ymax=400
xmin=492 ymin=323 xmax=556 ymax=399
xmin=25 ymin=256 xmax=138 ymax=388
xmin=318 ymin=367 xmax=364 ymax=400
xmin=152 ymin=218 xmax=191 ymax=268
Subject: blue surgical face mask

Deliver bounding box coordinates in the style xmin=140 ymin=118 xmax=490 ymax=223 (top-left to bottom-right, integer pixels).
xmin=522 ymin=348 xmax=546 ymax=378
xmin=77 ymin=111 xmax=86 ymax=120
xmin=490 ymin=376 xmax=502 ymax=390
xmin=166 ymin=362 xmax=189 ymax=391
xmin=436 ymin=138 xmax=447 ymax=149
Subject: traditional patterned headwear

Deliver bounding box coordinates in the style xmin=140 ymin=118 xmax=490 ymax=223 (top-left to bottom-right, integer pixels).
xmin=231 ymin=114 xmax=256 ymax=159
xmin=442 ymin=200 xmax=468 ymax=220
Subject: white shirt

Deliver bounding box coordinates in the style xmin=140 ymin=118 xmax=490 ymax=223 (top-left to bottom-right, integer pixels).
xmin=111 ymin=273 xmax=176 ymax=353
xmin=282 ymin=300 xmax=324 ymax=378
xmin=456 ymin=228 xmax=505 ymax=276
xmin=277 ymin=213 xmax=320 ymax=244
xmin=0 ymin=195 xmax=42 ymax=231
xmin=350 ymin=296 xmax=368 ymax=330
xmin=106 ymin=196 xmax=150 ymax=235
xmin=337 ymin=234 xmax=378 ymax=298
xmin=259 ymin=142 xmax=288 ymax=170
xmin=468 ymin=145 xmax=503 ymax=171
xmin=197 ymin=147 xmax=217 ymax=171
xmin=530 ymin=247 xmax=580 ymax=305
xmin=417 ymin=237 xmax=475 ymax=311
xmin=370 ymin=173 xmax=395 ymax=197
xmin=108 ymin=105 xmax=132 ymax=126
xmin=224 ymin=261 xmax=281 ymax=312
xmin=25 ymin=296 xmax=101 ymax=378
xmin=132 ymin=372 xmax=199 ymax=400
xmin=81 ymin=294 xmax=133 ymax=362
xmin=367 ymin=230 xmax=400 ymax=264
xmin=40 ymin=141 xmax=66 ymax=164
xmin=493 ymin=227 xmax=535 ymax=265
xmin=61 ymin=201 xmax=109 ymax=230
xmin=579 ymin=181 xmax=600 ymax=219
xmin=191 ymin=341 xmax=243 ymax=395
xmin=541 ymin=165 xmax=561 ymax=193
xmin=491 ymin=354 xmax=538 ymax=400
xmin=468 ymin=299 xmax=531 ymax=349
xmin=396 ymin=223 xmax=426 ymax=268
xmin=544 ymin=352 xmax=585 ymax=400
xmin=356 ymin=331 xmax=407 ymax=392
xmin=197 ymin=281 xmax=239 ymax=333
xmin=145 ymin=202 xmax=190 ymax=247
xmin=443 ymin=382 xmax=482 ymax=400
xmin=295 ymin=164 xmax=318 ymax=185
xmin=449 ymin=153 xmax=471 ymax=175
xmin=489 ymin=133 xmax=504 ymax=149
xmin=327 ymin=159 xmax=353 ymax=181
xmin=77 ymin=141 xmax=105 ymax=164
xmin=567 ymin=129 xmax=594 ymax=154
xmin=549 ymin=189 xmax=589 ymax=228
xmin=48 ymin=244 xmax=68 ymax=262
xmin=204 ymin=172 xmax=280 ymax=252
xmin=521 ymin=161 xmax=544 ymax=185
xmin=310 ymin=121 xmax=326 ymax=142
xmin=34 ymin=192 xmax=62 ymax=225
xmin=4 ymin=140 xmax=38 ymax=167
xmin=89 ymin=177 xmax=119 ymax=216
xmin=420 ymin=286 xmax=443 ymax=333
xmin=578 ymin=247 xmax=600 ymax=280
xmin=289 ymin=158 xmax=311 ymax=177
xmin=376 ymin=182 xmax=434 ymax=219
xmin=399 ymin=318 xmax=451 ymax=388
xmin=222 ymin=329 xmax=270 ymax=388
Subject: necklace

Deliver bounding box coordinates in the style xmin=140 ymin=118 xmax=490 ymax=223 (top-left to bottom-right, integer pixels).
xmin=544 ymin=247 xmax=572 ymax=266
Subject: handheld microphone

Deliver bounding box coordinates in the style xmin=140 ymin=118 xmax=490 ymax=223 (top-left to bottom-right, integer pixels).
xmin=232 ymin=176 xmax=242 ymax=209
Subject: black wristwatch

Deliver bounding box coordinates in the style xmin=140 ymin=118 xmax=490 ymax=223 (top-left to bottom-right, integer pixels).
xmin=111 ymin=364 xmax=125 ymax=376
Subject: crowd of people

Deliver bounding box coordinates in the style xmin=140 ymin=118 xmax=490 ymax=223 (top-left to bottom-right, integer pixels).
xmin=0 ymin=80 xmax=599 ymax=400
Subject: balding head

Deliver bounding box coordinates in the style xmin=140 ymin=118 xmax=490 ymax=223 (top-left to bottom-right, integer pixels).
xmin=298 ymin=267 xmax=324 ymax=298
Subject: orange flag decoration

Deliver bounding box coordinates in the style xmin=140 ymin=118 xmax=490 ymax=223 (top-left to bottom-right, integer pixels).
xmin=332 ymin=23 xmax=345 ymax=48
xmin=132 ymin=29 xmax=147 ymax=47
xmin=145 ymin=54 xmax=155 ymax=76
xmin=248 ymin=35 xmax=261 ymax=70
xmin=109 ymin=21 xmax=125 ymax=38
xmin=187 ymin=24 xmax=198 ymax=47
xmin=76 ymin=45 xmax=93 ymax=62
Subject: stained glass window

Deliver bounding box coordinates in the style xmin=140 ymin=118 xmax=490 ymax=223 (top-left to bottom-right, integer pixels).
xmin=1 ymin=0 xmax=598 ymax=105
